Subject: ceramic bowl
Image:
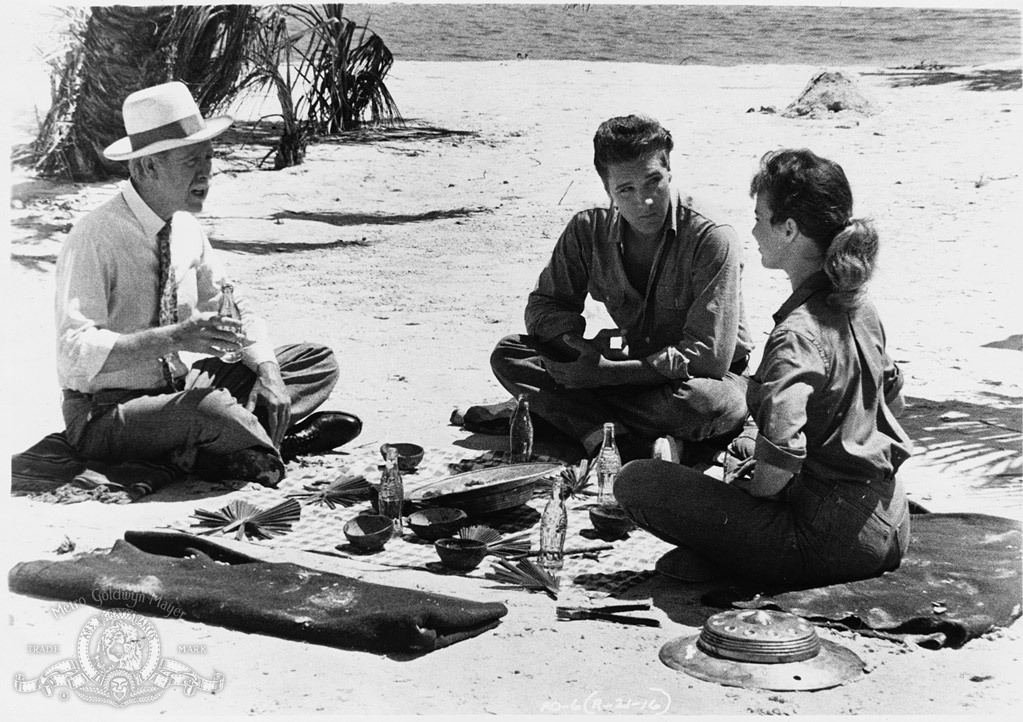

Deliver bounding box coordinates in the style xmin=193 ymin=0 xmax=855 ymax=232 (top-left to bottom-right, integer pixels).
xmin=434 ymin=538 xmax=488 ymax=571
xmin=343 ymin=514 xmax=393 ymax=552
xmin=380 ymin=442 xmax=425 ymax=472
xmin=408 ymin=507 xmax=468 ymax=542
xmin=589 ymin=504 xmax=635 ymax=540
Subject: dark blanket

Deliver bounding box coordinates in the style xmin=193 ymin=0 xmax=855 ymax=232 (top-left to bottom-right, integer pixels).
xmin=710 ymin=513 xmax=1021 ymax=648
xmin=11 ymin=432 xmax=181 ymax=503
xmin=9 ymin=530 xmax=508 ymax=655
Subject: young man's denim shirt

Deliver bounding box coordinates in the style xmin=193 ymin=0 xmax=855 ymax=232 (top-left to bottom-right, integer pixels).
xmin=524 ymin=190 xmax=753 ymax=383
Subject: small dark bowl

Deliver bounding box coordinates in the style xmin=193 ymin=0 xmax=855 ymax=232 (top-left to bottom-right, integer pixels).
xmin=343 ymin=514 xmax=394 ymax=552
xmin=589 ymin=504 xmax=635 ymax=540
xmin=434 ymin=538 xmax=488 ymax=571
xmin=380 ymin=443 xmax=425 ymax=472
xmin=408 ymin=507 xmax=468 ymax=542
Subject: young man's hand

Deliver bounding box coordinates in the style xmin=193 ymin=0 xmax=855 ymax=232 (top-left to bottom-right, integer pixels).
xmin=591 ymin=328 xmax=630 ymax=361
xmin=544 ymin=335 xmax=615 ymax=388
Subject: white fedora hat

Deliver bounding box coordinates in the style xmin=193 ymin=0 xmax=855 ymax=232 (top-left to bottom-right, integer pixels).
xmin=103 ymin=81 xmax=233 ymax=161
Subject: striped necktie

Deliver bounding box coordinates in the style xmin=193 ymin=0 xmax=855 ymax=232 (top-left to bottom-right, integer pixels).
xmin=156 ymin=220 xmax=178 ymax=389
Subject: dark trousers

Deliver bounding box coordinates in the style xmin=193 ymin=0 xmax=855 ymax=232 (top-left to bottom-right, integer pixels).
xmin=490 ymin=334 xmax=748 ymax=451
xmin=615 ymin=459 xmax=911 ymax=586
xmin=61 ymin=343 xmax=338 ymax=471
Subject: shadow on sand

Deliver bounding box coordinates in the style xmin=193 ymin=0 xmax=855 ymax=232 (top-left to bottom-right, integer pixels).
xmin=869 ymin=67 xmax=1022 ymax=91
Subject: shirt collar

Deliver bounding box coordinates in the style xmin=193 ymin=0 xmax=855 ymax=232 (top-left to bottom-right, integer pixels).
xmin=121 ymin=180 xmax=169 ymax=239
xmin=610 ymin=187 xmax=680 ymax=251
xmin=772 ymin=270 xmax=833 ymax=323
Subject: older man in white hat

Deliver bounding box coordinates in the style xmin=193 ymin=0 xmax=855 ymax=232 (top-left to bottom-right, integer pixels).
xmin=55 ymin=81 xmax=362 ymax=488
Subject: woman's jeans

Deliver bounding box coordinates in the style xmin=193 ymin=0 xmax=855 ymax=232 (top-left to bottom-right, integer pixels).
xmin=615 ymin=459 xmax=911 ymax=587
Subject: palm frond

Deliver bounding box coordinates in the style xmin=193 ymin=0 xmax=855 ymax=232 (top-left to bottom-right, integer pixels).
xmin=459 ymin=525 xmax=532 ymax=557
xmin=190 ymin=498 xmax=301 ymax=541
xmin=286 ymin=473 xmax=370 ymax=509
xmin=488 ymin=558 xmax=560 ymax=599
xmin=560 ymin=459 xmax=595 ymax=499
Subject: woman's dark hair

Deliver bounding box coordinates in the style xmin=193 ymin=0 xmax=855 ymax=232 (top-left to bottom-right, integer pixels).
xmin=593 ymin=114 xmax=673 ymax=182
xmin=750 ymin=148 xmax=878 ymax=307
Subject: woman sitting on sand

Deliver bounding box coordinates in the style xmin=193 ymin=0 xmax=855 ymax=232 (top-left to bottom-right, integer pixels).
xmin=616 ymin=148 xmax=912 ymax=587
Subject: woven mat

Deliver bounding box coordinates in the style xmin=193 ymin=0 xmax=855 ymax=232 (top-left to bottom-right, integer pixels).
xmin=170 ymin=446 xmax=672 ymax=596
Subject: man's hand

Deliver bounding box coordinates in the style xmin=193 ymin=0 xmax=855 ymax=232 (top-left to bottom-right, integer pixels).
xmin=591 ymin=328 xmax=630 ymax=361
xmin=246 ymin=362 xmax=292 ymax=447
xmin=172 ymin=312 xmax=245 ymax=356
xmin=544 ymin=335 xmax=617 ymax=388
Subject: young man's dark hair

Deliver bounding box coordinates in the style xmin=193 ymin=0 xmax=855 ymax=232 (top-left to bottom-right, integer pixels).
xmin=592 ymin=114 xmax=674 ymax=182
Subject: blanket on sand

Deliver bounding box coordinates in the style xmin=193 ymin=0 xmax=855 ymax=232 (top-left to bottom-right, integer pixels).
xmin=8 ymin=530 xmax=508 ymax=655
xmin=11 ymin=432 xmax=181 ymax=503
xmin=706 ymin=513 xmax=1022 ymax=649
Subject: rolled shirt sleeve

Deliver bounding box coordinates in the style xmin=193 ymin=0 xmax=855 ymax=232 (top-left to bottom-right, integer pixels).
xmin=524 ymin=213 xmax=591 ymax=342
xmin=751 ymin=329 xmax=826 ymax=476
xmin=55 ymin=231 xmax=121 ymax=389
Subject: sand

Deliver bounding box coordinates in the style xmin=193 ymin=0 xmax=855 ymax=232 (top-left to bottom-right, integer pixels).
xmin=4 ymin=21 xmax=1023 ymax=719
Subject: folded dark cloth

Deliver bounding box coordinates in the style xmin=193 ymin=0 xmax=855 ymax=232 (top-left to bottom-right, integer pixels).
xmin=11 ymin=432 xmax=181 ymax=503
xmin=8 ymin=531 xmax=508 ymax=655
xmin=707 ymin=513 xmax=1022 ymax=648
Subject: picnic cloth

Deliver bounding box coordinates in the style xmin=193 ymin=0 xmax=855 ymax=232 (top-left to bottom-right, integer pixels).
xmin=707 ymin=512 xmax=1022 ymax=649
xmin=11 ymin=432 xmax=181 ymax=504
xmin=168 ymin=446 xmax=674 ymax=597
xmin=8 ymin=530 xmax=509 ymax=655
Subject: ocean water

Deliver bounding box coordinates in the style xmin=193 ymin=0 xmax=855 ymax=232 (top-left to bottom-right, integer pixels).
xmin=345 ymin=3 xmax=1021 ymax=67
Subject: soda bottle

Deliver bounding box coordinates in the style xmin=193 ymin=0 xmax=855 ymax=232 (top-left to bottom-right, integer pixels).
xmin=509 ymin=393 xmax=533 ymax=463
xmin=596 ymin=422 xmax=621 ymax=504
xmin=378 ymin=446 xmax=405 ymax=537
xmin=538 ymin=476 xmax=567 ymax=573
xmin=217 ymin=282 xmax=244 ymax=363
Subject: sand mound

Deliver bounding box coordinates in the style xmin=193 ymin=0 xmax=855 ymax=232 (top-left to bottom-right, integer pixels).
xmin=783 ymin=69 xmax=880 ymax=118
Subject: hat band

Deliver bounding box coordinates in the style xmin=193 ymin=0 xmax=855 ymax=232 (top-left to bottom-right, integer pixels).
xmin=129 ymin=114 xmax=206 ymax=152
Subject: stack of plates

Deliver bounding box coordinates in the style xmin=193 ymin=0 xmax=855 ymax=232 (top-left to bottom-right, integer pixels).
xmin=408 ymin=462 xmax=562 ymax=517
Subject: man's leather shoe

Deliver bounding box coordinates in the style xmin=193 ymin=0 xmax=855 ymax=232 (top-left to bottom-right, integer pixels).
xmin=280 ymin=411 xmax=362 ymax=461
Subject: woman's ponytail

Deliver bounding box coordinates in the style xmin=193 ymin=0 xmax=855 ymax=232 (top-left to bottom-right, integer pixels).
xmin=824 ymin=218 xmax=878 ymax=308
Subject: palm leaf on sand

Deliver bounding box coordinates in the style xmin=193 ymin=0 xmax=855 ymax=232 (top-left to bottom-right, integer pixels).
xmin=488 ymin=558 xmax=560 ymax=599
xmin=459 ymin=525 xmax=532 ymax=557
xmin=190 ymin=498 xmax=301 ymax=540
xmin=560 ymin=459 xmax=594 ymax=499
xmin=287 ymin=473 xmax=369 ymax=509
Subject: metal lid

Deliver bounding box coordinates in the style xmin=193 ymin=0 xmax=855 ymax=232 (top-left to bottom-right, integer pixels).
xmin=698 ymin=609 xmax=820 ymax=663
xmin=660 ymin=610 xmax=864 ymax=692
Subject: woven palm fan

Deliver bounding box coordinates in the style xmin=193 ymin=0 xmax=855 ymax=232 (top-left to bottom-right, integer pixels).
xmin=488 ymin=557 xmax=560 ymax=599
xmin=458 ymin=525 xmax=532 ymax=557
xmin=190 ymin=498 xmax=301 ymax=540
xmin=560 ymin=459 xmax=594 ymax=499
xmin=286 ymin=473 xmax=370 ymax=509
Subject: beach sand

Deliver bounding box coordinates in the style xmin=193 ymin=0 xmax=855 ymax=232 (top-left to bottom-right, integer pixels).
xmin=5 ymin=43 xmax=1023 ymax=718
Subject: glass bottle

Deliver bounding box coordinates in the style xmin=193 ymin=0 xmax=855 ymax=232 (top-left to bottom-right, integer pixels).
xmin=509 ymin=393 xmax=533 ymax=463
xmin=378 ymin=446 xmax=405 ymax=537
xmin=538 ymin=476 xmax=567 ymax=573
xmin=596 ymin=423 xmax=622 ymax=504
xmin=217 ymin=282 xmax=244 ymax=363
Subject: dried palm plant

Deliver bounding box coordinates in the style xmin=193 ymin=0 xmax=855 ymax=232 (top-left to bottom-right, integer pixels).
xmin=32 ymin=4 xmax=259 ymax=180
xmin=288 ymin=3 xmax=403 ymax=134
